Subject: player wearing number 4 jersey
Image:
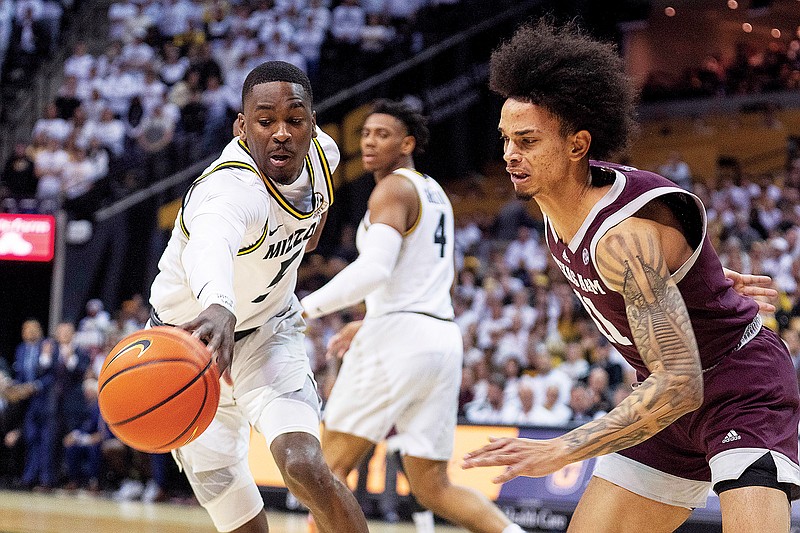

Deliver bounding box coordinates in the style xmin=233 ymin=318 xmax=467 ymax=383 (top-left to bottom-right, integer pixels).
xmin=149 ymin=62 xmax=368 ymax=533
xmin=462 ymin=20 xmax=800 ymax=533
xmin=301 ymin=100 xmax=524 ymax=533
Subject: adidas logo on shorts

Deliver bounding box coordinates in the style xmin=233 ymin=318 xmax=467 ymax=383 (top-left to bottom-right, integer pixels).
xmin=721 ymin=430 xmax=742 ymax=444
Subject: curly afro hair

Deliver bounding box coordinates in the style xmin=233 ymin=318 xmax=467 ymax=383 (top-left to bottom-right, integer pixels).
xmin=370 ymin=99 xmax=430 ymax=157
xmin=489 ymin=19 xmax=638 ymax=160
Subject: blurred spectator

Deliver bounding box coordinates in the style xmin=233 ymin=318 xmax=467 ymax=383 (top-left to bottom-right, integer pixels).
xmin=4 ymin=6 xmax=49 ymax=80
xmin=32 ymin=102 xmax=72 ymax=143
xmin=0 ymin=0 xmax=12 ymax=81
xmin=504 ymin=225 xmax=546 ymax=275
xmin=465 ymin=374 xmax=516 ymax=424
xmin=62 ymin=378 xmax=106 ymax=491
xmin=107 ymin=0 xmax=137 ymax=41
xmin=589 ymin=338 xmax=624 ymax=389
xmin=2 ymin=143 xmax=37 ymax=200
xmin=657 ymin=151 xmax=693 ymax=192
xmin=55 ymin=76 xmax=83 ymax=121
xmin=34 ymin=135 xmax=69 ymax=200
xmin=330 ymin=0 xmax=365 ymax=48
xmin=63 ymin=41 xmax=95 ymax=81
xmin=90 ymin=108 xmax=126 ymax=157
xmin=132 ymin=102 xmax=176 ymax=183
xmin=11 ymin=319 xmax=56 ymax=489
xmin=76 ymin=299 xmax=111 ymax=352
xmin=560 ymin=341 xmax=589 ymax=383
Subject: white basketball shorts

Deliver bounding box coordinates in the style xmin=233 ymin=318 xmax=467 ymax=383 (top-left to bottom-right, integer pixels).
xmin=323 ymin=313 xmax=462 ymax=461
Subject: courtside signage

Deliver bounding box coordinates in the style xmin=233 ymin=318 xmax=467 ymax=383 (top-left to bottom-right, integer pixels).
xmin=0 ymin=214 xmax=56 ymax=262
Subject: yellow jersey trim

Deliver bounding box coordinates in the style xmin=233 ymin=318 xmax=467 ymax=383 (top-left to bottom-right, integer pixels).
xmin=179 ymin=161 xmax=268 ymax=256
xmin=239 ymin=138 xmax=321 ymax=220
xmin=312 ymin=137 xmax=334 ymax=206
xmin=395 ymin=168 xmax=423 ymax=236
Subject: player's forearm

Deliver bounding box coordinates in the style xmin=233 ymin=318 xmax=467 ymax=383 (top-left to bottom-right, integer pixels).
xmin=558 ymin=370 xmax=701 ymax=463
xmin=301 ymin=223 xmax=401 ymax=318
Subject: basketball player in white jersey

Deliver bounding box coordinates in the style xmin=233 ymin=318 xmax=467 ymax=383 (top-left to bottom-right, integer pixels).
xmin=148 ymin=61 xmax=368 ymax=533
xmin=301 ymin=100 xmax=525 ymax=533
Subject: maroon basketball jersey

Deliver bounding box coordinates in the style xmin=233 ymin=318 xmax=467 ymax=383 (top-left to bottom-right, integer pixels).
xmin=544 ymin=161 xmax=759 ymax=377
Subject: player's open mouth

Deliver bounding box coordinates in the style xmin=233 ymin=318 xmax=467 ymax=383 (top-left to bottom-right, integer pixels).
xmin=270 ymin=154 xmax=292 ymax=167
xmin=508 ymin=170 xmax=529 ymax=183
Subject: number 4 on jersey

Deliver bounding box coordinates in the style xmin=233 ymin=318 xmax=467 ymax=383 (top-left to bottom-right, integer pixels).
xmin=434 ymin=213 xmax=447 ymax=258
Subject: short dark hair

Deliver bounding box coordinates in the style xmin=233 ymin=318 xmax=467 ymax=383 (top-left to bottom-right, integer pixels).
xmin=489 ymin=19 xmax=637 ymax=160
xmin=242 ymin=61 xmax=313 ymax=107
xmin=370 ymin=99 xmax=430 ymax=156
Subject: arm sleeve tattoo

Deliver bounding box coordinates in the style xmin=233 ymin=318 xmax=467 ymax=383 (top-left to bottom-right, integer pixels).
xmin=560 ymin=224 xmax=702 ymax=463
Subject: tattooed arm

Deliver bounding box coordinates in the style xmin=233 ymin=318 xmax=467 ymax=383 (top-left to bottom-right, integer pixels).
xmin=463 ymin=217 xmax=702 ymax=482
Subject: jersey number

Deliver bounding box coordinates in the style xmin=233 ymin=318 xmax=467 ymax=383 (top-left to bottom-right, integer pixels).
xmin=434 ymin=214 xmax=447 ymax=258
xmin=575 ymin=291 xmax=632 ymax=345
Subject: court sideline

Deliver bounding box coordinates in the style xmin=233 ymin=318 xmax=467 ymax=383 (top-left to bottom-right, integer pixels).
xmin=0 ymin=490 xmax=465 ymax=533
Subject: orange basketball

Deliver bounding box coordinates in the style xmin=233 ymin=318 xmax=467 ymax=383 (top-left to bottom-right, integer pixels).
xmin=98 ymin=326 xmax=220 ymax=453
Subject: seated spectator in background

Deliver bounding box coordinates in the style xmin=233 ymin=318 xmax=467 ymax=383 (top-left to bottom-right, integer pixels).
xmin=54 ymin=76 xmax=83 ymax=120
xmin=535 ymin=385 xmax=572 ymax=426
xmin=466 ymin=374 xmax=516 ymax=424
xmin=657 ymin=151 xmax=693 ymax=191
xmin=585 ymin=366 xmax=613 ymax=417
xmin=2 ymin=143 xmax=37 ymax=200
xmin=503 ymin=287 xmax=537 ymax=330
xmin=330 ymin=0 xmax=365 ymax=50
xmin=62 ymin=378 xmax=106 ymax=491
xmin=90 ymin=108 xmax=126 ymax=157
xmin=63 ymin=41 xmax=94 ymax=81
xmin=32 ymin=103 xmax=72 ymax=144
xmin=131 ymin=102 xmax=176 ymax=183
xmin=76 ymin=299 xmax=111 ymax=352
xmin=589 ymin=338 xmax=623 ymax=389
xmin=504 ymin=225 xmax=546 ymax=275
xmin=4 ymin=6 xmax=49 ymax=80
xmin=559 ymin=341 xmax=590 ymax=383
xmin=501 ymin=358 xmax=523 ymax=411
xmin=34 ymin=135 xmax=68 ymax=200
xmin=159 ymin=43 xmax=190 ymax=87
xmin=526 ymin=341 xmax=573 ymax=408
xmin=0 ymin=0 xmax=13 ymax=82
xmin=568 ymin=384 xmax=595 ymax=425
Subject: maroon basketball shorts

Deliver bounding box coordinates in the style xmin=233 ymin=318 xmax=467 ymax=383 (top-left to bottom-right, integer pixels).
xmin=593 ymin=326 xmax=800 ymax=508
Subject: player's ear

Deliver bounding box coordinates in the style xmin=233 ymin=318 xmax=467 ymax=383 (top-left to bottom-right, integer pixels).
xmin=311 ymin=111 xmax=317 ymax=138
xmin=236 ymin=113 xmax=246 ymax=141
xmin=569 ymin=130 xmax=591 ymax=161
xmin=401 ymin=135 xmax=415 ymax=156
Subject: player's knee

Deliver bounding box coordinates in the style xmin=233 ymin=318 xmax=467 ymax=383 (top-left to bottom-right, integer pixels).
xmin=279 ymin=442 xmax=332 ymax=492
xmin=184 ymin=460 xmax=263 ymax=532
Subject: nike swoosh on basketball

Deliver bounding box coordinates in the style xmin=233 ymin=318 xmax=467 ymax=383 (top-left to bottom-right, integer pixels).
xmin=268 ymin=224 xmax=283 ymax=236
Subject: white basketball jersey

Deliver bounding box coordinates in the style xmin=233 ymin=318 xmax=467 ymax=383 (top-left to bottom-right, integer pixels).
xmin=150 ymin=129 xmax=338 ymax=331
xmin=359 ymin=168 xmax=455 ymax=320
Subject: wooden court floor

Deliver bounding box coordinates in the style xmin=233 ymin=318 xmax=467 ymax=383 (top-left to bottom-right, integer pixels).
xmin=0 ymin=490 xmax=464 ymax=533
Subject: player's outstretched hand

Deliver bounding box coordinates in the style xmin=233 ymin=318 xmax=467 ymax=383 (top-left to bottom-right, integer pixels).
xmin=326 ymin=320 xmax=363 ymax=360
xmin=723 ymin=267 xmax=778 ymax=313
xmin=462 ymin=436 xmax=567 ymax=483
xmin=180 ymin=304 xmax=236 ymax=385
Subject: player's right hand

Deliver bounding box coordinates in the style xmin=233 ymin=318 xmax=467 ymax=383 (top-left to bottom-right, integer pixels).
xmin=325 ymin=320 xmax=363 ymax=360
xmin=180 ymin=304 xmax=236 ymax=385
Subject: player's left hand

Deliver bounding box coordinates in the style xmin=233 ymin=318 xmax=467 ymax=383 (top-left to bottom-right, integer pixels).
xmin=723 ymin=267 xmax=778 ymax=313
xmin=180 ymin=304 xmax=236 ymax=385
xmin=462 ymin=436 xmax=568 ymax=483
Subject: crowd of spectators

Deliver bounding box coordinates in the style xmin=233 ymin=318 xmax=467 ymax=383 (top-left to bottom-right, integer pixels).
xmin=0 ymin=0 xmax=464 ymax=219
xmin=642 ymin=38 xmax=800 ymax=101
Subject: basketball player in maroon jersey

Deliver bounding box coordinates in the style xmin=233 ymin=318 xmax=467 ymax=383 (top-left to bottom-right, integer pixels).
xmin=463 ymin=20 xmax=800 ymax=532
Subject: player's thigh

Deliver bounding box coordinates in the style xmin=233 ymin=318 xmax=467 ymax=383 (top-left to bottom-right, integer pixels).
xmin=718 ymin=486 xmax=790 ymax=533
xmin=568 ymin=477 xmax=691 ymax=533
xmin=320 ymin=427 xmax=375 ymax=478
